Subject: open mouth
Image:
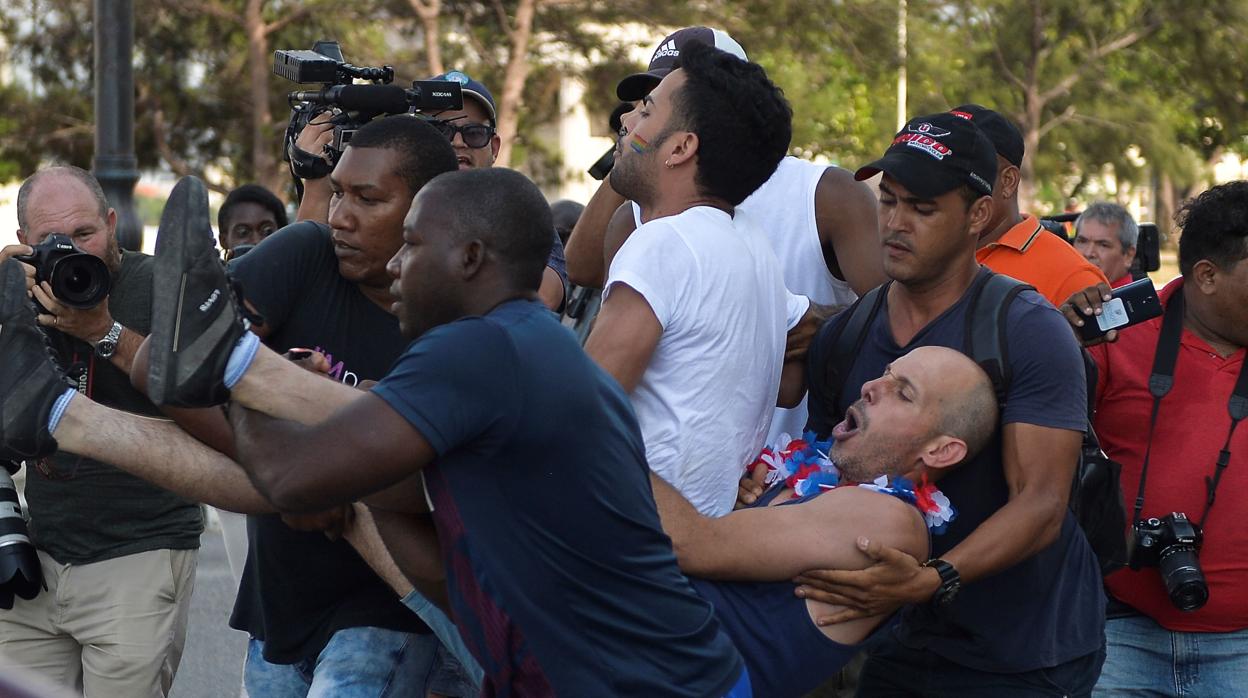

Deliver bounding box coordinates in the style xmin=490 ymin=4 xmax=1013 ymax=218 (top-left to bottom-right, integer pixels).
xmin=832 ymin=404 xmax=861 ymax=440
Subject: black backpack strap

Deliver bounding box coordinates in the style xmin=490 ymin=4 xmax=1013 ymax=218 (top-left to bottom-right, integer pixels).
xmin=964 ymin=271 xmax=1033 ymax=401
xmin=807 ymin=281 xmax=890 ymax=437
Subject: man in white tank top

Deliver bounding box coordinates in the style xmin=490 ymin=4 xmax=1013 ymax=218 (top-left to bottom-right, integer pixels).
xmin=583 ymin=42 xmax=804 ymax=517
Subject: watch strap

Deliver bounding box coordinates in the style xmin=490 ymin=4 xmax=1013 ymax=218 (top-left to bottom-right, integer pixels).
xmin=923 ymin=558 xmax=961 ymax=606
xmin=95 ymin=321 xmax=123 ymax=358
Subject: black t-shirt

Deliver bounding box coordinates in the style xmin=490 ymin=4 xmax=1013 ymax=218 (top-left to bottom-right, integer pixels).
xmin=27 ymin=250 xmax=203 ymax=565
xmin=806 ymin=270 xmax=1105 ymax=673
xmin=226 ymin=221 xmax=427 ymax=664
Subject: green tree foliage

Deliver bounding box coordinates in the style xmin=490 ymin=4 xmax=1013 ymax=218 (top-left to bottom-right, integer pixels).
xmin=0 ymin=0 xmax=1243 ymax=208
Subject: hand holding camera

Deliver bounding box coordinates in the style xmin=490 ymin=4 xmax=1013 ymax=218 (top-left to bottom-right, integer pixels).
xmin=12 ymin=235 xmax=115 ymax=344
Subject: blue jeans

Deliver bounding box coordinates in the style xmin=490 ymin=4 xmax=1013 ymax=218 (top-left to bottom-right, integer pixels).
xmin=1095 ymin=614 xmax=1248 ymax=697
xmin=400 ymin=590 xmax=483 ymax=696
xmin=857 ymin=636 xmax=1105 ymax=697
xmin=244 ymin=627 xmax=438 ymax=698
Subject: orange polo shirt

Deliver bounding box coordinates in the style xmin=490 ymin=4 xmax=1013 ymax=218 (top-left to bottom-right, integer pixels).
xmin=976 ymin=215 xmax=1109 ymax=307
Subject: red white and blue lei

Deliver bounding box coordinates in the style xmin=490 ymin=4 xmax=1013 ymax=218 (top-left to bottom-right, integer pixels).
xmin=747 ymin=432 xmax=957 ymax=534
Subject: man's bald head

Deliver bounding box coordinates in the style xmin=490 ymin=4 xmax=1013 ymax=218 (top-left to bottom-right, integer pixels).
xmin=17 ymin=166 xmax=110 ymax=231
xmin=910 ymin=346 xmax=999 ymax=464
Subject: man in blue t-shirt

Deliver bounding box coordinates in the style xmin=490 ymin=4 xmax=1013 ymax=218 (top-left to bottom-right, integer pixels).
xmin=0 ymin=167 xmax=747 ymax=696
xmin=779 ymin=113 xmax=1106 ymax=695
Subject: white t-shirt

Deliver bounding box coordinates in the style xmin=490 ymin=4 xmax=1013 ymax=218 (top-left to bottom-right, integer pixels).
xmin=606 ymin=206 xmax=804 ymax=517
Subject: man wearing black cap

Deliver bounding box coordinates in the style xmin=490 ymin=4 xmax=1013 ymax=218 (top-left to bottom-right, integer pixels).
xmin=786 ymin=113 xmax=1106 ymax=694
xmin=951 ymin=104 xmax=1108 ymax=306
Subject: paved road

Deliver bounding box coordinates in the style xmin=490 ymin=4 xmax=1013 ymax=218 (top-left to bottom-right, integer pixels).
xmin=171 ymin=529 xmax=247 ymax=698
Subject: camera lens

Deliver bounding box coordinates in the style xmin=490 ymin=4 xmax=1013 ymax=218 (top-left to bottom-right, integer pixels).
xmin=49 ymin=254 xmax=110 ymax=309
xmin=0 ymin=468 xmax=44 ymax=609
xmin=1158 ymin=545 xmax=1208 ymax=611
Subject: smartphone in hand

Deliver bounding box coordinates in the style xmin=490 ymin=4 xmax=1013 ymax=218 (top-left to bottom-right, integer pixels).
xmin=1078 ymin=277 xmax=1162 ymax=341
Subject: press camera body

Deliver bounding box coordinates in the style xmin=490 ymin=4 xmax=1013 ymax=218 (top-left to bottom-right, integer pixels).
xmin=274 ymin=40 xmax=464 ymax=177
xmin=15 ymin=234 xmax=111 ymax=309
xmin=1127 ymin=512 xmax=1208 ymax=611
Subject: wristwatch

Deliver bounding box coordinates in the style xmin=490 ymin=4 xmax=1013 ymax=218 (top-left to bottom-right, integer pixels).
xmin=923 ymin=558 xmax=961 ymax=607
xmin=95 ymin=321 xmax=123 ymax=359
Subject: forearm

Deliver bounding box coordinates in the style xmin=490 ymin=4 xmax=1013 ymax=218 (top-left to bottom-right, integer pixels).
xmin=368 ymin=506 xmax=449 ymax=611
xmin=565 ymin=179 xmax=625 ymax=288
xmin=649 ymin=473 xmax=711 ymax=566
xmin=295 ymin=177 xmax=333 ymax=224
xmin=230 ymin=405 xmax=331 ymax=511
xmin=940 ymin=489 xmax=1068 ymax=585
xmin=342 ymin=503 xmax=416 ymax=597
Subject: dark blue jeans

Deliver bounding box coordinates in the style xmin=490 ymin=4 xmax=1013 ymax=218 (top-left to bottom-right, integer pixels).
xmin=856 ymin=637 xmax=1106 ymax=697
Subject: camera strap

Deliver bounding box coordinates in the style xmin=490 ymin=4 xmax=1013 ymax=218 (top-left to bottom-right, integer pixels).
xmin=1135 ymin=290 xmax=1248 ymax=528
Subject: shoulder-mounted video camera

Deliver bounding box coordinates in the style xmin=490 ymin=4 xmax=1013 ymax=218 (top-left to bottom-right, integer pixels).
xmin=274 ymin=40 xmax=464 ymax=180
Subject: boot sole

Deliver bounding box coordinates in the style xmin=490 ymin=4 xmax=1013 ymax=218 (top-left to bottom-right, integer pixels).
xmin=149 ymin=177 xmax=210 ymax=406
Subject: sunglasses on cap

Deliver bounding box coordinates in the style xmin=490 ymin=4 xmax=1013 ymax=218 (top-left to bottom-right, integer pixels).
xmin=429 ymin=119 xmax=495 ymax=149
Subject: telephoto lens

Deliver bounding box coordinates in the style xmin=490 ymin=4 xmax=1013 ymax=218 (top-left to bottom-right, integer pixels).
xmin=0 ymin=462 xmax=44 ymax=609
xmin=1159 ymin=545 xmax=1208 ymax=611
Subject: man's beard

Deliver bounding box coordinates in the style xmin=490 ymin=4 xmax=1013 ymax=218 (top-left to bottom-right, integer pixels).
xmin=103 ymin=234 xmax=122 ymax=274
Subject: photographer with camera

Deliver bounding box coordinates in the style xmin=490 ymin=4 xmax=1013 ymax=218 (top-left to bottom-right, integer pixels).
xmin=0 ymin=166 xmax=203 ymax=697
xmin=1062 ymin=181 xmax=1248 ymax=696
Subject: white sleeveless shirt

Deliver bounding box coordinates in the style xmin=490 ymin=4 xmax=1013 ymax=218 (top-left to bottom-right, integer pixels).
xmin=741 ymin=157 xmax=858 ymax=445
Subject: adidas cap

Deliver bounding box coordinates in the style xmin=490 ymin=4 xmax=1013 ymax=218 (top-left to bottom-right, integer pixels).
xmin=616 ymin=27 xmax=747 ymax=102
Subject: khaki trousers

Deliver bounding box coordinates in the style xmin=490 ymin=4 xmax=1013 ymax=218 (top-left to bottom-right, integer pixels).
xmin=0 ymin=548 xmax=197 ymax=698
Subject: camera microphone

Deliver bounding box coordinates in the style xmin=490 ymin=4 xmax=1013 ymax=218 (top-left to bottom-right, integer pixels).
xmin=288 ymin=84 xmax=410 ymax=115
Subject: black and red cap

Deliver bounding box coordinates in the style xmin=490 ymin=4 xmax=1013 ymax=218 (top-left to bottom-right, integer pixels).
xmin=615 ymin=27 xmax=747 ymax=102
xmin=855 ymin=112 xmax=997 ymax=198
xmin=950 ymin=104 xmax=1024 ymax=167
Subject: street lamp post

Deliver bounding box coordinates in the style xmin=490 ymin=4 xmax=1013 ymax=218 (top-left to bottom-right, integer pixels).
xmin=93 ymin=0 xmax=142 ymax=251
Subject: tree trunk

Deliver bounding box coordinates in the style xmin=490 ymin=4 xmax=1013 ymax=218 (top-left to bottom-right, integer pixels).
xmin=408 ymin=0 xmax=443 ymax=76
xmin=244 ymin=0 xmax=280 ymax=193
xmin=494 ymin=0 xmax=538 ymax=167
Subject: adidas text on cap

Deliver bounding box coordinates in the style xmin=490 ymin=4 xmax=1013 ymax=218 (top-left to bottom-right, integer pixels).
xmin=855 ymin=112 xmax=998 ymax=199
xmin=616 ymin=27 xmax=747 ymax=102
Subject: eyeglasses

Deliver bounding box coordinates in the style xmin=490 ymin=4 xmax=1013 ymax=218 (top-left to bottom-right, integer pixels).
xmin=429 ymin=119 xmax=495 ymax=149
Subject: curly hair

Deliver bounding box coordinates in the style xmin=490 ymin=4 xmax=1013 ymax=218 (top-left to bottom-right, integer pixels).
xmin=671 ymin=42 xmax=792 ymax=206
xmin=1176 ymin=181 xmax=1248 ymax=276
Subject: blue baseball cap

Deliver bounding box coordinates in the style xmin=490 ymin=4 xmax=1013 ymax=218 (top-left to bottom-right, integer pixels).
xmin=430 ymin=71 xmax=497 ymax=123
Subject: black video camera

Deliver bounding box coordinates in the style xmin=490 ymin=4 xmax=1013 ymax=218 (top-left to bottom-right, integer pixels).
xmin=15 ymin=234 xmax=111 ymax=309
xmin=274 ymin=40 xmax=464 ymax=178
xmin=1127 ymin=512 xmax=1208 ymax=611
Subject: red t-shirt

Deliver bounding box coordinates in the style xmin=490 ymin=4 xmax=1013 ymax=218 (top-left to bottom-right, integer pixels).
xmin=1092 ymin=277 xmax=1248 ymax=631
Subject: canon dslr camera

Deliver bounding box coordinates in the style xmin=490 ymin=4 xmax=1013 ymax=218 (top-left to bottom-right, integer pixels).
xmin=1128 ymin=512 xmax=1208 ymax=611
xmin=16 ymin=234 xmax=111 ymax=309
